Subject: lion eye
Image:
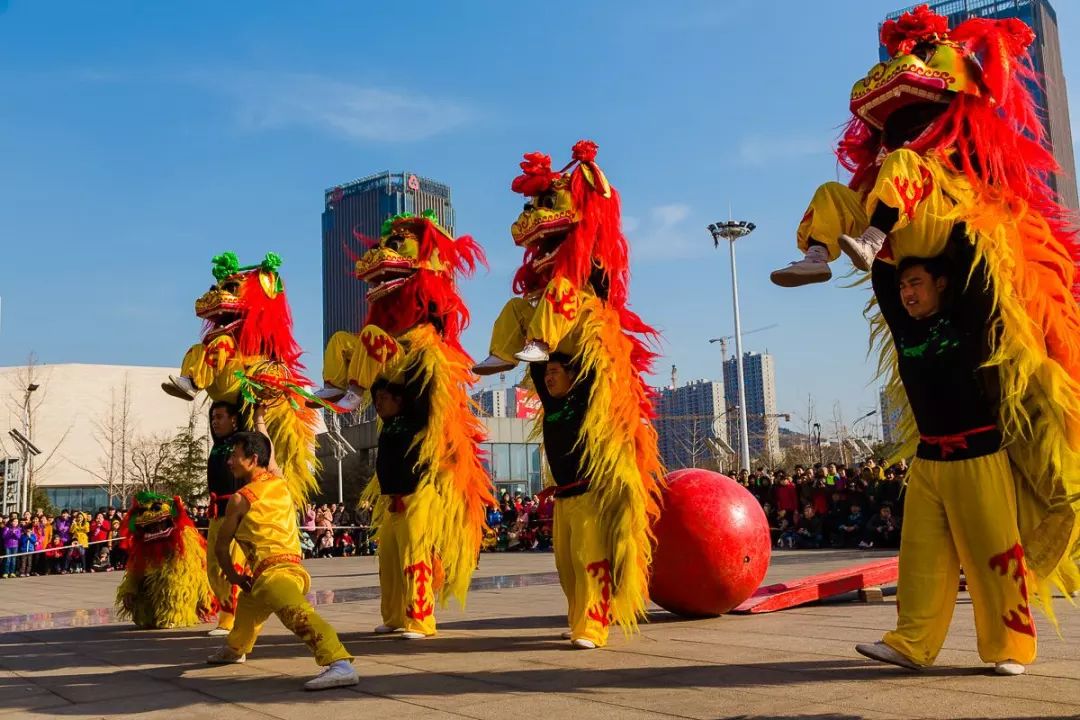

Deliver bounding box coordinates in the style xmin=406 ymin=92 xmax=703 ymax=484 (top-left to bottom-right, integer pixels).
xmin=385 ymin=235 xmax=404 ymax=251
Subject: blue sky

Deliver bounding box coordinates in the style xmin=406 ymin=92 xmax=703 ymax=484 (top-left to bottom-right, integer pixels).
xmin=2 ymin=0 xmax=1078 ymax=438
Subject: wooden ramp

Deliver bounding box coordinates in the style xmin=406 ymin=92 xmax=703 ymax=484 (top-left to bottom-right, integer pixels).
xmin=733 ymin=557 xmax=899 ymax=614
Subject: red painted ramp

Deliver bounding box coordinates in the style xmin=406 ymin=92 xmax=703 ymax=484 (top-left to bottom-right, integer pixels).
xmin=732 ymin=558 xmax=899 ymax=614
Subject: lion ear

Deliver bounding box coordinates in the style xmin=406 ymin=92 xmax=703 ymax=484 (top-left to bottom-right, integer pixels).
xmin=171 ymin=496 xmax=184 ymax=517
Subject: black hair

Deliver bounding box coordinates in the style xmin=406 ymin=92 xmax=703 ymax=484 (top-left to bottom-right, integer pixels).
xmin=231 ymin=431 xmax=272 ymax=468
xmin=371 ymin=378 xmax=405 ymax=398
xmin=897 ymin=253 xmax=951 ymax=282
xmin=546 ymin=353 xmax=579 ymax=374
xmin=209 ymin=400 xmax=241 ymax=418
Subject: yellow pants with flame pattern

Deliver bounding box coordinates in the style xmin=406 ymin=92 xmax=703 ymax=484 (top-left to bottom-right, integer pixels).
xmin=554 ymin=492 xmax=614 ymax=647
xmin=377 ymin=483 xmax=440 ymax=637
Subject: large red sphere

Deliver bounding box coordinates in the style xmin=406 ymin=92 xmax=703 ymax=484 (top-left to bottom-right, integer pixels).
xmin=650 ymin=469 xmax=771 ymax=617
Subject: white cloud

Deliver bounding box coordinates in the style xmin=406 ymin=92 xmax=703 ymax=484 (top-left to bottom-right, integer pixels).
xmin=736 ymin=134 xmax=829 ymax=168
xmin=627 ymin=203 xmax=702 ymax=261
xmin=193 ymin=71 xmax=473 ymax=143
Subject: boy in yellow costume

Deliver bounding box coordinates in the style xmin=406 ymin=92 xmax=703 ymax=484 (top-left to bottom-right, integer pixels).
xmin=208 ymin=426 xmax=358 ymax=690
xmin=314 ymin=211 xmax=493 ymax=638
xmin=477 ymin=141 xmax=665 ymax=648
xmin=772 ymin=6 xmax=1080 ymax=674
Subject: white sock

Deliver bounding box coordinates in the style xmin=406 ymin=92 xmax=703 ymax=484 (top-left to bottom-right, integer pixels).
xmin=806 ymin=244 xmax=830 ymax=262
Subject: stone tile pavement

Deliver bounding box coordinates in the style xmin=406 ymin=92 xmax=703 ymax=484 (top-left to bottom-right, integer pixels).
xmin=0 ymin=551 xmax=1077 ymax=719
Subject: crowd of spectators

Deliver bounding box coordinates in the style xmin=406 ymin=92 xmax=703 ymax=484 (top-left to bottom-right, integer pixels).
xmin=483 ymin=492 xmax=556 ymax=552
xmin=2 ymin=507 xmax=126 ymax=578
xmin=737 ymin=458 xmax=907 ymax=550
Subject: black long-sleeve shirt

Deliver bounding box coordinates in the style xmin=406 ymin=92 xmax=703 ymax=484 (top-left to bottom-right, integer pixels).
xmin=529 ymin=362 xmax=593 ymax=497
xmin=871 ymin=227 xmax=1001 ymax=461
xmin=375 ymin=360 xmax=432 ymax=496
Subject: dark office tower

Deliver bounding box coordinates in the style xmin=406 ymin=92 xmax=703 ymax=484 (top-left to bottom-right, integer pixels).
xmin=321 ymin=172 xmax=454 ymax=347
xmin=883 ymin=1 xmax=1079 ymax=212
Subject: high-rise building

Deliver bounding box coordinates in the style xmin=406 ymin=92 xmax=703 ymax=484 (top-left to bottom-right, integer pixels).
xmin=654 ymin=379 xmax=726 ymax=470
xmin=321 ymin=172 xmax=454 ymax=347
xmin=472 ymin=388 xmax=510 ymax=418
xmin=879 ymin=386 xmax=904 ymax=445
xmin=883 ymin=0 xmax=1078 ymax=212
xmin=723 ymin=352 xmax=781 ymax=463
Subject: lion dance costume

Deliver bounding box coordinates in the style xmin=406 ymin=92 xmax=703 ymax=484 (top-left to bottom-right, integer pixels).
xmin=476 ymin=141 xmax=664 ymax=648
xmin=162 ymin=252 xmax=320 ymax=632
xmin=116 ymin=492 xmax=217 ymax=629
xmin=771 ymin=6 xmax=1080 ymax=669
xmin=318 ymin=210 xmax=492 ymax=638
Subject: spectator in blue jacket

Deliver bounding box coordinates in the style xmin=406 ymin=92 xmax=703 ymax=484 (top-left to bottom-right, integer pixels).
xmin=17 ymin=524 xmax=38 ymax=577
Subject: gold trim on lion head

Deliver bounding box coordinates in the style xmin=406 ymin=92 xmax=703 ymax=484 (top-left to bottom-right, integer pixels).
xmin=354 ymin=211 xmax=448 ymax=301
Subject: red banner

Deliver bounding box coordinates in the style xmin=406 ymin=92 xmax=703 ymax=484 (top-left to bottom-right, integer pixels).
xmin=515 ymin=387 xmax=540 ymax=419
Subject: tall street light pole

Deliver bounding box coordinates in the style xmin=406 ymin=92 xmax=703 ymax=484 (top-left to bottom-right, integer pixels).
xmin=708 ymin=220 xmax=756 ymax=473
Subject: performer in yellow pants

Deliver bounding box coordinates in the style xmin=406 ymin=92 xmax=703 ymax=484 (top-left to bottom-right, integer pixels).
xmin=553 ymin=492 xmax=614 ymax=647
xmin=165 ymin=339 xmax=246 ymax=402
xmin=376 ymin=483 xmax=440 ymax=638
xmin=885 ymin=451 xmax=1035 ymax=667
xmin=205 ymin=517 xmax=245 ymax=631
xmin=209 ymin=427 xmax=357 ymax=690
xmin=476 ymin=279 xmax=587 ymax=375
xmin=205 ymin=400 xmax=248 ymax=634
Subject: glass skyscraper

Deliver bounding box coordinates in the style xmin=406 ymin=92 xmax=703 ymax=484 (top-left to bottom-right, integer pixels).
xmin=321 ymin=172 xmax=454 ymax=347
xmin=882 ymin=0 xmax=1078 ymax=212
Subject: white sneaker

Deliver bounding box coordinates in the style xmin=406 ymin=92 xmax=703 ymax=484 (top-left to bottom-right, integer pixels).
xmin=206 ymin=647 xmax=246 ymax=664
xmin=560 ymin=631 xmax=572 ymax=640
xmin=514 ymin=341 xmax=550 ymax=363
xmin=855 ymin=642 xmax=921 ymax=670
xmin=304 ymin=660 xmax=359 ymax=691
xmin=373 ymin=624 xmax=399 ymax=634
xmin=207 ymin=627 xmax=231 ymax=637
xmin=336 ymin=389 xmax=364 ymax=412
xmin=313 ymin=385 xmax=346 ymax=401
xmin=839 ymin=229 xmax=884 ymax=272
xmin=770 ymin=247 xmax=832 ymax=287
xmin=162 ymin=375 xmax=197 ymax=401
xmin=401 ymin=631 xmax=428 ymax=640
xmin=571 ymin=638 xmax=597 ymax=650
xmin=995 ymin=660 xmax=1025 ymax=676
xmin=473 ymin=354 xmax=516 ymax=376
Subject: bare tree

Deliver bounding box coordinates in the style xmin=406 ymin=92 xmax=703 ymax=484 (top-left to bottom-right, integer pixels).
xmin=74 ymin=376 xmax=136 ymax=507
xmin=4 ymin=353 xmax=73 ymax=506
xmin=127 ymin=433 xmax=176 ymax=495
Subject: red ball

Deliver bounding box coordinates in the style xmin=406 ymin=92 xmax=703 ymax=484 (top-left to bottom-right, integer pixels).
xmin=650 ymin=469 xmax=771 ymax=617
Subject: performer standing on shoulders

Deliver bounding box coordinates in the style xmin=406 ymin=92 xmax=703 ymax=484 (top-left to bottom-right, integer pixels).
xmin=207 ymin=406 xmax=358 ymax=690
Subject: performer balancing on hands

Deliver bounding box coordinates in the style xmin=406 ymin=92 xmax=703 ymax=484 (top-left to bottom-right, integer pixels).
xmin=771 ymin=6 xmax=1080 ymax=674
xmin=207 ymin=407 xmax=357 ymax=690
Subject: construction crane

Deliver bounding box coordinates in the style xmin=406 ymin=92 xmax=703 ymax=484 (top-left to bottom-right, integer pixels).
xmin=707 ymin=323 xmax=779 ymax=362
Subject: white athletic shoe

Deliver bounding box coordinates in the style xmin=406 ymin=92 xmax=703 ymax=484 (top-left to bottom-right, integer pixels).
xmin=313 ymin=385 xmax=346 ymax=401
xmin=401 ymin=631 xmax=428 ymax=640
xmin=855 ymin=642 xmax=921 ymax=670
xmin=995 ymin=660 xmax=1025 ymax=676
xmin=473 ymin=354 xmax=516 ymax=376
xmin=373 ymin=624 xmax=399 ymax=634
xmin=336 ymin=389 xmax=364 ymax=413
xmin=839 ymin=229 xmax=885 ymax=272
xmin=162 ymin=375 xmax=197 ymax=401
xmin=207 ymin=627 xmax=231 ymax=637
xmin=770 ymin=246 xmax=832 ymax=287
xmin=304 ymin=660 xmax=359 ymax=691
xmin=571 ymin=638 xmax=597 ymax=650
xmin=514 ymin=341 xmax=550 ymax=363
xmin=206 ymin=647 xmax=246 ymax=664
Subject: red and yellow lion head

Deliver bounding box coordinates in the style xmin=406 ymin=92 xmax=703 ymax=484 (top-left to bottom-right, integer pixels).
xmin=509 ymin=140 xmax=631 ymax=310
xmin=195 ymin=252 xmax=304 ymax=371
xmin=354 ymin=210 xmax=485 ymax=345
xmin=120 ymin=492 xmax=207 ymax=575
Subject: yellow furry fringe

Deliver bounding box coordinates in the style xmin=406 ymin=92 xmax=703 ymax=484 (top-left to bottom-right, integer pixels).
xmin=115 ymin=526 xmax=217 ymax=629
xmin=868 ymin=158 xmax=1080 ymax=629
xmin=361 ymin=324 xmax=493 ymax=608
xmin=564 ymin=297 xmax=665 ymax=634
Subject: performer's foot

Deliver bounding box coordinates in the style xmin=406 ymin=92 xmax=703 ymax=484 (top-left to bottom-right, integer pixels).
xmin=304 ymin=660 xmax=359 ymax=691
xmin=769 ymin=246 xmax=832 ymax=287
xmin=855 ymin=642 xmax=921 ymax=671
xmin=401 ymin=631 xmax=429 ymax=640
xmin=995 ymin=660 xmax=1025 ymax=676
xmin=839 ymin=227 xmax=885 ymax=272
xmin=571 ymin=638 xmax=597 ymax=650
xmin=560 ymin=631 xmax=572 ymax=640
xmin=207 ymin=627 xmax=231 ymax=637
xmin=373 ymin=624 xmax=400 ymax=634
xmin=473 ymin=354 xmax=516 ymax=376
xmin=313 ymin=385 xmax=346 ymax=402
xmin=161 ymin=375 xmax=197 ymax=401
xmin=515 ymin=340 xmax=550 ymax=363
xmin=206 ymin=647 xmax=246 ymax=664
xmin=336 ymin=389 xmax=364 ymax=413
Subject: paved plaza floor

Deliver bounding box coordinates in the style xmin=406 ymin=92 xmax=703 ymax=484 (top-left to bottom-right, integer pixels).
xmin=0 ymin=550 xmax=1077 ymax=719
